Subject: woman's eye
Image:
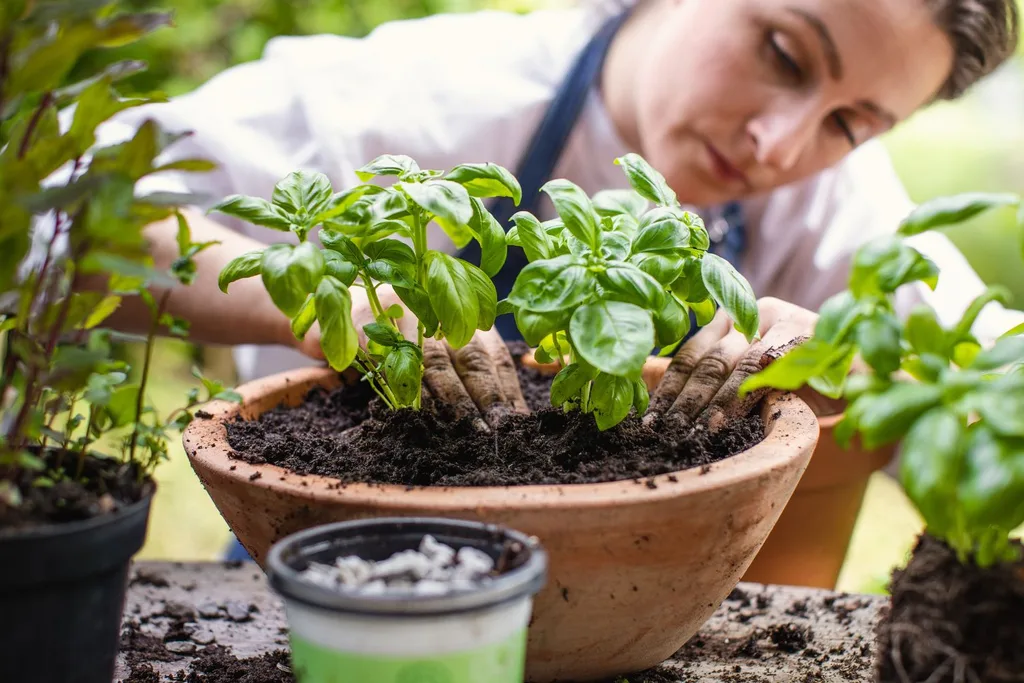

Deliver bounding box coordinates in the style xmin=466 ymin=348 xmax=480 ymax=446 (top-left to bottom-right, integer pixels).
xmin=832 ymin=112 xmax=857 ymax=146
xmin=769 ymin=32 xmax=802 ymax=81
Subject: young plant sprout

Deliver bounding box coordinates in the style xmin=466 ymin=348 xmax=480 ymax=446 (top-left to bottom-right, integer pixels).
xmin=214 ymin=155 xmax=520 ymax=411
xmin=500 ymin=154 xmax=760 ymax=429
xmin=743 ymin=192 xmax=1024 ymax=567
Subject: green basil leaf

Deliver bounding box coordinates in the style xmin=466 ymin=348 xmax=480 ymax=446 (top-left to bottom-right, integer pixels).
xmin=850 ymin=238 xmax=938 ymax=296
xmin=315 ymin=276 xmax=358 ymax=371
xmin=319 ymin=230 xmax=366 ymax=264
xmin=671 ymin=256 xmax=710 ymax=302
xmin=365 ymin=259 xmax=416 ymax=288
xmin=898 ymin=192 xmax=1019 ymax=237
xmin=653 ymin=294 xmax=691 ymax=347
xmin=424 ymin=251 xmax=478 ymax=348
xmin=614 ymin=153 xmax=677 ymax=206
xmin=272 ymin=170 xmax=333 ymax=218
xmin=571 ymin=301 xmax=653 ymax=376
xmin=322 ymin=251 xmax=359 ymax=286
xmin=999 ymin=322 xmax=1024 ymax=339
xmin=600 ymin=232 xmax=632 ymax=261
xmin=740 ymin=339 xmax=853 ymax=396
xmin=691 ymin=298 xmax=717 ymax=327
xmin=507 ymin=255 xmax=592 ymax=313
xmin=534 ymin=344 xmax=554 ymax=365
xmin=463 ymin=262 xmax=498 ymax=332
xmin=510 ymin=211 xmax=554 ymax=263
xmin=898 ymin=408 xmax=965 ymax=537
xmin=261 ymin=242 xmax=325 ymax=318
xmin=364 ymin=239 xmax=416 ymax=266
xmin=593 ymin=189 xmax=648 ymax=219
xmin=702 ymin=253 xmax=758 ymax=340
xmin=632 ymin=377 xmax=651 ymax=415
xmin=954 ymin=286 xmax=1012 ymax=343
xmin=631 ymin=207 xmax=690 ymax=254
xmin=290 ymin=294 xmax=317 ymax=340
xmin=218 ymin=250 xmax=263 ymax=293
xmin=445 ymin=163 xmax=522 ymax=204
xmin=856 ymin=383 xmax=944 ymax=449
xmin=597 ymin=263 xmax=665 ymax=310
xmin=313 ymin=185 xmax=376 ymax=222
xmin=970 ymin=336 xmax=1024 ymax=370
xmin=806 ymin=346 xmax=857 ymax=400
xmin=550 ymin=362 xmax=597 ymax=406
xmin=904 ymin=306 xmax=949 ymax=357
xmin=629 ymin=252 xmax=685 ymax=286
xmin=541 ymin=179 xmax=601 ymax=250
xmin=400 ymin=179 xmax=473 ymax=234
xmin=958 ymin=425 xmax=1024 ymax=532
xmin=210 ymin=196 xmax=291 ymax=230
xmin=364 ymin=322 xmax=403 ymax=347
xmin=814 ymin=291 xmax=861 ymax=344
xmin=591 ymin=373 xmax=636 ymax=431
xmin=356 ymin=154 xmax=420 ymax=181
xmin=856 ymin=313 xmax=903 ymax=375
xmin=496 ymin=299 xmax=516 ymax=317
xmin=608 ymin=213 xmax=641 ymax=239
xmin=107 ymin=384 xmax=141 ymax=428
xmin=969 ymin=391 xmax=1024 ymax=438
xmin=514 ymin=308 xmax=570 ymax=347
xmin=395 ymin=285 xmax=439 ymax=338
xmin=384 ymin=344 xmax=424 ymax=407
xmin=468 ymin=197 xmax=507 ymax=277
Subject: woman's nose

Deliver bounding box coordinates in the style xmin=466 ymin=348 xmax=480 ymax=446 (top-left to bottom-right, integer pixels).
xmin=747 ymin=102 xmax=820 ymax=172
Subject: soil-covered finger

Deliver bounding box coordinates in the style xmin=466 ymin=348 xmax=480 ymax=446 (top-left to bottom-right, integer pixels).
xmin=422 ymin=338 xmax=488 ymax=432
xmin=481 ymin=332 xmax=530 ymax=415
xmin=663 ymin=329 xmax=749 ymax=433
xmin=451 ymin=337 xmax=515 ymax=428
xmin=646 ymin=313 xmax=731 ymax=420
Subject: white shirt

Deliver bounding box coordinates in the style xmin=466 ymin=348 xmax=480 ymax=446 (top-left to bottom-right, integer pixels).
xmin=90 ymin=7 xmax=1022 ymax=382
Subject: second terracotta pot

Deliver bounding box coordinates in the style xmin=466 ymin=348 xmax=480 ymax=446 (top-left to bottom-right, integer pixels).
xmin=184 ymin=365 xmax=818 ymax=682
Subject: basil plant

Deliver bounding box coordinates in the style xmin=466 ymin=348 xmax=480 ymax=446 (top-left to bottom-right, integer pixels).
xmin=215 ymin=155 xmax=520 ymax=410
xmin=743 ymin=192 xmax=1024 ymax=567
xmin=500 ymin=154 xmax=760 ymax=430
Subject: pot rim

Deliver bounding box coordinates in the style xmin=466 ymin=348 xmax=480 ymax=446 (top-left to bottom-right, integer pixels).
xmin=0 ymin=481 xmax=155 ymax=543
xmin=266 ymin=516 xmax=547 ymax=616
xmin=183 ymin=366 xmax=820 ymax=510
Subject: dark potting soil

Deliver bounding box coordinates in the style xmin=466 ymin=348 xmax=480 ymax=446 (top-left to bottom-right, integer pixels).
xmin=225 ymin=344 xmax=765 ymax=487
xmin=875 ymin=534 xmax=1024 ymax=683
xmin=0 ymin=450 xmax=148 ymax=531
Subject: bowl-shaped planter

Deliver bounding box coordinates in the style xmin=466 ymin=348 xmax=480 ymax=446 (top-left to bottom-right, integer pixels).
xmin=183 ymin=365 xmax=818 ymax=682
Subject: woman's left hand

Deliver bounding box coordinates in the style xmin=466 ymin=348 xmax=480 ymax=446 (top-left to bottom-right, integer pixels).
xmin=644 ymin=297 xmax=841 ymax=433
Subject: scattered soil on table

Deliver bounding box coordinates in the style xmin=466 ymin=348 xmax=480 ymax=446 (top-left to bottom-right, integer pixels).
xmin=875 ymin=534 xmax=1024 ymax=683
xmin=168 ymin=647 xmax=292 ymax=683
xmin=0 ymin=450 xmax=149 ymax=530
xmin=599 ymin=666 xmax=681 ymax=682
xmin=226 ymin=344 xmax=765 ymax=487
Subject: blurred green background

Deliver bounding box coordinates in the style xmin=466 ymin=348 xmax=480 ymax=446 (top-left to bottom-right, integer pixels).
xmin=91 ymin=0 xmax=1022 ymax=593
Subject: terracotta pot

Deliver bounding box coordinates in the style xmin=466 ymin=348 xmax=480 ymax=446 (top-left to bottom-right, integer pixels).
xmin=524 ymin=352 xmax=897 ymax=589
xmin=183 ymin=365 xmax=818 ymax=682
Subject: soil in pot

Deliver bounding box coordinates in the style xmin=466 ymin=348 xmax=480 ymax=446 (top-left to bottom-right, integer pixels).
xmin=875 ymin=534 xmax=1024 ymax=683
xmin=225 ymin=344 xmax=765 ymax=487
xmin=0 ymin=449 xmax=149 ymax=530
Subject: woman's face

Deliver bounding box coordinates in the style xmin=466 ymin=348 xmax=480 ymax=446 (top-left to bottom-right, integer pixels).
xmin=632 ymin=0 xmax=955 ymax=205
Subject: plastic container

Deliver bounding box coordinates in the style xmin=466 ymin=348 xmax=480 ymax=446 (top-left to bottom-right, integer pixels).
xmin=267 ymin=517 xmax=547 ymax=683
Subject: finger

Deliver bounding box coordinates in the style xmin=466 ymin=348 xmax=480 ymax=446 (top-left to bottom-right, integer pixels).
xmin=699 ymin=324 xmax=806 ymax=433
xmin=422 ymin=337 xmax=488 ymax=432
xmin=645 ymin=311 xmax=732 ymax=421
xmin=451 ymin=335 xmax=515 ymax=428
xmin=663 ymin=327 xmax=750 ymax=433
xmin=480 ymin=330 xmax=530 ymax=415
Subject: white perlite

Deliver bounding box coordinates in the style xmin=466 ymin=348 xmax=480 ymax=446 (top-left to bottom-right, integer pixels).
xmin=298 ymin=535 xmax=496 ymax=596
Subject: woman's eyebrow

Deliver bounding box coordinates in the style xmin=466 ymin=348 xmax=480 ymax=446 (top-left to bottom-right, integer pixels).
xmin=786 ymin=7 xmax=843 ymax=80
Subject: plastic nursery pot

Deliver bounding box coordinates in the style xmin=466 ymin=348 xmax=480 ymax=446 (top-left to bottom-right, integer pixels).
xmin=0 ymin=483 xmax=153 ymax=683
xmin=267 ymin=517 xmax=547 ymax=683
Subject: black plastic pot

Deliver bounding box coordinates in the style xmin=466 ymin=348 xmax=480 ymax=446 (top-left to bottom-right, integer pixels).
xmin=0 ymin=491 xmax=153 ymax=683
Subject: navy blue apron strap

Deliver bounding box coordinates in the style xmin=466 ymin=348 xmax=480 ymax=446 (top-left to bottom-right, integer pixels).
xmin=458 ymin=10 xmax=632 ymax=341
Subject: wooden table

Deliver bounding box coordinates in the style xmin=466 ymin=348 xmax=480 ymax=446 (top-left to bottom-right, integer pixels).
xmin=114 ymin=561 xmax=885 ymax=682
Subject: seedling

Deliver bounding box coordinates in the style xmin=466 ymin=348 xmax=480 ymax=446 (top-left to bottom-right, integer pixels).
xmin=215 ymin=155 xmax=520 ymax=410
xmin=743 ymin=192 xmax=1024 ymax=567
xmin=500 ymin=153 xmax=759 ymax=429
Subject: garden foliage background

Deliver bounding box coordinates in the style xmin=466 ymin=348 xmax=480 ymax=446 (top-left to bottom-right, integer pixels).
xmin=91 ymin=0 xmax=1024 ymax=593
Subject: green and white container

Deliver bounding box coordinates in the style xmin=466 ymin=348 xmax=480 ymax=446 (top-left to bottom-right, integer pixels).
xmin=266 ymin=517 xmax=547 ymax=683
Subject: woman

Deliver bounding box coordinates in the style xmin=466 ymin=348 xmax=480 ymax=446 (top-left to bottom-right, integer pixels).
xmin=97 ymin=0 xmax=1022 ymax=567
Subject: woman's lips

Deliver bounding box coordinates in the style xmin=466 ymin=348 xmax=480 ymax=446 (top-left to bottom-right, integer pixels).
xmin=702 ymin=140 xmax=751 ymax=190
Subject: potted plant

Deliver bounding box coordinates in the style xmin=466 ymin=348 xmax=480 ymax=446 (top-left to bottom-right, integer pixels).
xmin=744 ymin=192 xmax=1024 ymax=682
xmin=0 ymin=3 xmax=237 ymax=681
xmin=183 ymin=153 xmax=819 ymax=682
